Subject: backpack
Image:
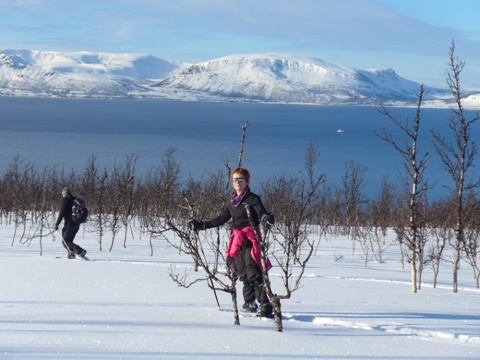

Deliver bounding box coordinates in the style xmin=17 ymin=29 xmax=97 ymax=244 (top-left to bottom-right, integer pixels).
xmin=72 ymin=197 xmax=88 ymax=224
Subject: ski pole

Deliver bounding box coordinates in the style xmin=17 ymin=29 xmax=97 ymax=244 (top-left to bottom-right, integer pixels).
xmin=209 ymin=277 xmax=220 ymax=308
xmin=191 ymin=223 xmax=220 ymax=308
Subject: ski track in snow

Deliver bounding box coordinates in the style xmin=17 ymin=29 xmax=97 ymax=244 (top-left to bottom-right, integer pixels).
xmin=314 ymin=273 xmax=480 ymax=293
xmin=85 ymin=258 xmax=480 ymax=348
xmin=86 ymin=258 xmax=164 ymax=266
xmin=286 ymin=273 xmax=480 ymax=346
xmin=282 ymin=312 xmax=480 ymax=346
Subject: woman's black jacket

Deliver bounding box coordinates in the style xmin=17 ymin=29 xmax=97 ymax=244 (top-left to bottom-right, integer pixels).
xmin=201 ymin=191 xmax=271 ymax=230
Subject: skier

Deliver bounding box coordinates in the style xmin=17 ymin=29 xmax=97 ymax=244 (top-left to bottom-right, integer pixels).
xmin=55 ymin=187 xmax=87 ymax=259
xmin=190 ymin=167 xmax=275 ymax=318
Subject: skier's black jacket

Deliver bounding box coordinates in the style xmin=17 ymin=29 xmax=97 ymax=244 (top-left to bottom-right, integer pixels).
xmin=201 ymin=191 xmax=270 ymax=230
xmin=55 ymin=195 xmax=74 ymax=228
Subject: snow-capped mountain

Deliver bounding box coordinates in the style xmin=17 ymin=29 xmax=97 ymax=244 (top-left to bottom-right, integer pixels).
xmin=0 ymin=49 xmax=476 ymax=107
xmin=156 ymin=53 xmax=449 ymax=105
xmin=0 ymin=49 xmax=179 ymax=98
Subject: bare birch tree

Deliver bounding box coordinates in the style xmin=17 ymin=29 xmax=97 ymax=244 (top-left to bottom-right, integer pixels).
xmin=431 ymin=40 xmax=480 ymax=292
xmin=260 ymin=141 xmax=326 ymax=331
xmin=376 ymin=84 xmax=430 ymax=292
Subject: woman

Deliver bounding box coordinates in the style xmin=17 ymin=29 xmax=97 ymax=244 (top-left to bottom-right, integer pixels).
xmin=190 ymin=167 xmax=275 ymax=318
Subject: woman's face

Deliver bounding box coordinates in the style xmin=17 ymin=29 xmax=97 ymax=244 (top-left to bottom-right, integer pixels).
xmin=231 ymin=172 xmax=248 ymax=194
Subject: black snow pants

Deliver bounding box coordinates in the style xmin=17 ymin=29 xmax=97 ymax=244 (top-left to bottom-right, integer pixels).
xmin=234 ymin=240 xmax=269 ymax=306
xmin=61 ymin=220 xmax=84 ymax=255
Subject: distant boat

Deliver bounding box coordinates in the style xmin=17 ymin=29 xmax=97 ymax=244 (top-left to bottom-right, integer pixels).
xmin=337 ymin=129 xmax=345 ymax=133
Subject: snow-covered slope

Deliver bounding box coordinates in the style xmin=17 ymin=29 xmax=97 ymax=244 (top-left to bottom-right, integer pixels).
xmin=0 ymin=49 xmax=477 ymax=107
xmin=0 ymin=49 xmax=179 ymax=98
xmin=157 ymin=53 xmax=436 ymax=105
xmin=2 ymin=223 xmax=479 ymax=359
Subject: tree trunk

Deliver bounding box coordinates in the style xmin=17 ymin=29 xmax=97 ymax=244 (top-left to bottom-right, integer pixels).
xmin=453 ymin=247 xmax=460 ymax=293
xmin=232 ymin=287 xmax=240 ymax=326
xmin=271 ymin=297 xmax=283 ymax=332
xmin=410 ymin=248 xmax=417 ymax=293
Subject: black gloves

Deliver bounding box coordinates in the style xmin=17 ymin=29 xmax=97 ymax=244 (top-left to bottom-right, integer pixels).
xmin=54 ymin=225 xmax=59 ymax=231
xmin=261 ymin=213 xmax=275 ymax=229
xmin=188 ymin=219 xmax=204 ymax=231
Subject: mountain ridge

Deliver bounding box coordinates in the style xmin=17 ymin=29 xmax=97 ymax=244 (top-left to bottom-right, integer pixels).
xmin=156 ymin=53 xmax=428 ymax=104
xmin=0 ymin=49 xmax=477 ymax=108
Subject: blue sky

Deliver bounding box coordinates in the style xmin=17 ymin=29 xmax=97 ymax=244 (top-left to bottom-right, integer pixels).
xmin=1 ymin=0 xmax=480 ymax=88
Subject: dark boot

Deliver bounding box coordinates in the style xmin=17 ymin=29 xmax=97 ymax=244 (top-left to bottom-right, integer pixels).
xmin=241 ymin=301 xmax=258 ymax=313
xmin=255 ymin=282 xmax=273 ymax=318
xmin=256 ymin=302 xmax=273 ymax=318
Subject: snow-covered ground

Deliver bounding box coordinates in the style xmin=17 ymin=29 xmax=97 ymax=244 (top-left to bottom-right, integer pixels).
xmin=1 ymin=223 xmax=479 ymax=359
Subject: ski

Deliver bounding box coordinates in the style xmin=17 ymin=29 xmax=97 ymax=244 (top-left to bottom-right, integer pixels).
xmin=55 ymin=255 xmax=91 ymax=261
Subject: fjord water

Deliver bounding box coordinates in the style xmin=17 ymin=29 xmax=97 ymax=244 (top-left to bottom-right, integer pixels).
xmin=0 ymin=97 xmax=476 ymax=199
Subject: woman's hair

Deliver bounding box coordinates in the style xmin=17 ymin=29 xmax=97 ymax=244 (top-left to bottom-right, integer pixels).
xmin=62 ymin=187 xmax=71 ymax=195
xmin=232 ymin=167 xmax=250 ymax=184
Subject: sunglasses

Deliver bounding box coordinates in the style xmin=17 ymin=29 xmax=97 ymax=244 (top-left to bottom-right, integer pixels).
xmin=231 ymin=177 xmax=246 ymax=183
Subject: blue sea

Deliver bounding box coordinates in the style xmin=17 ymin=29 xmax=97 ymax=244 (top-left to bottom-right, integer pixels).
xmin=0 ymin=97 xmax=477 ymax=200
